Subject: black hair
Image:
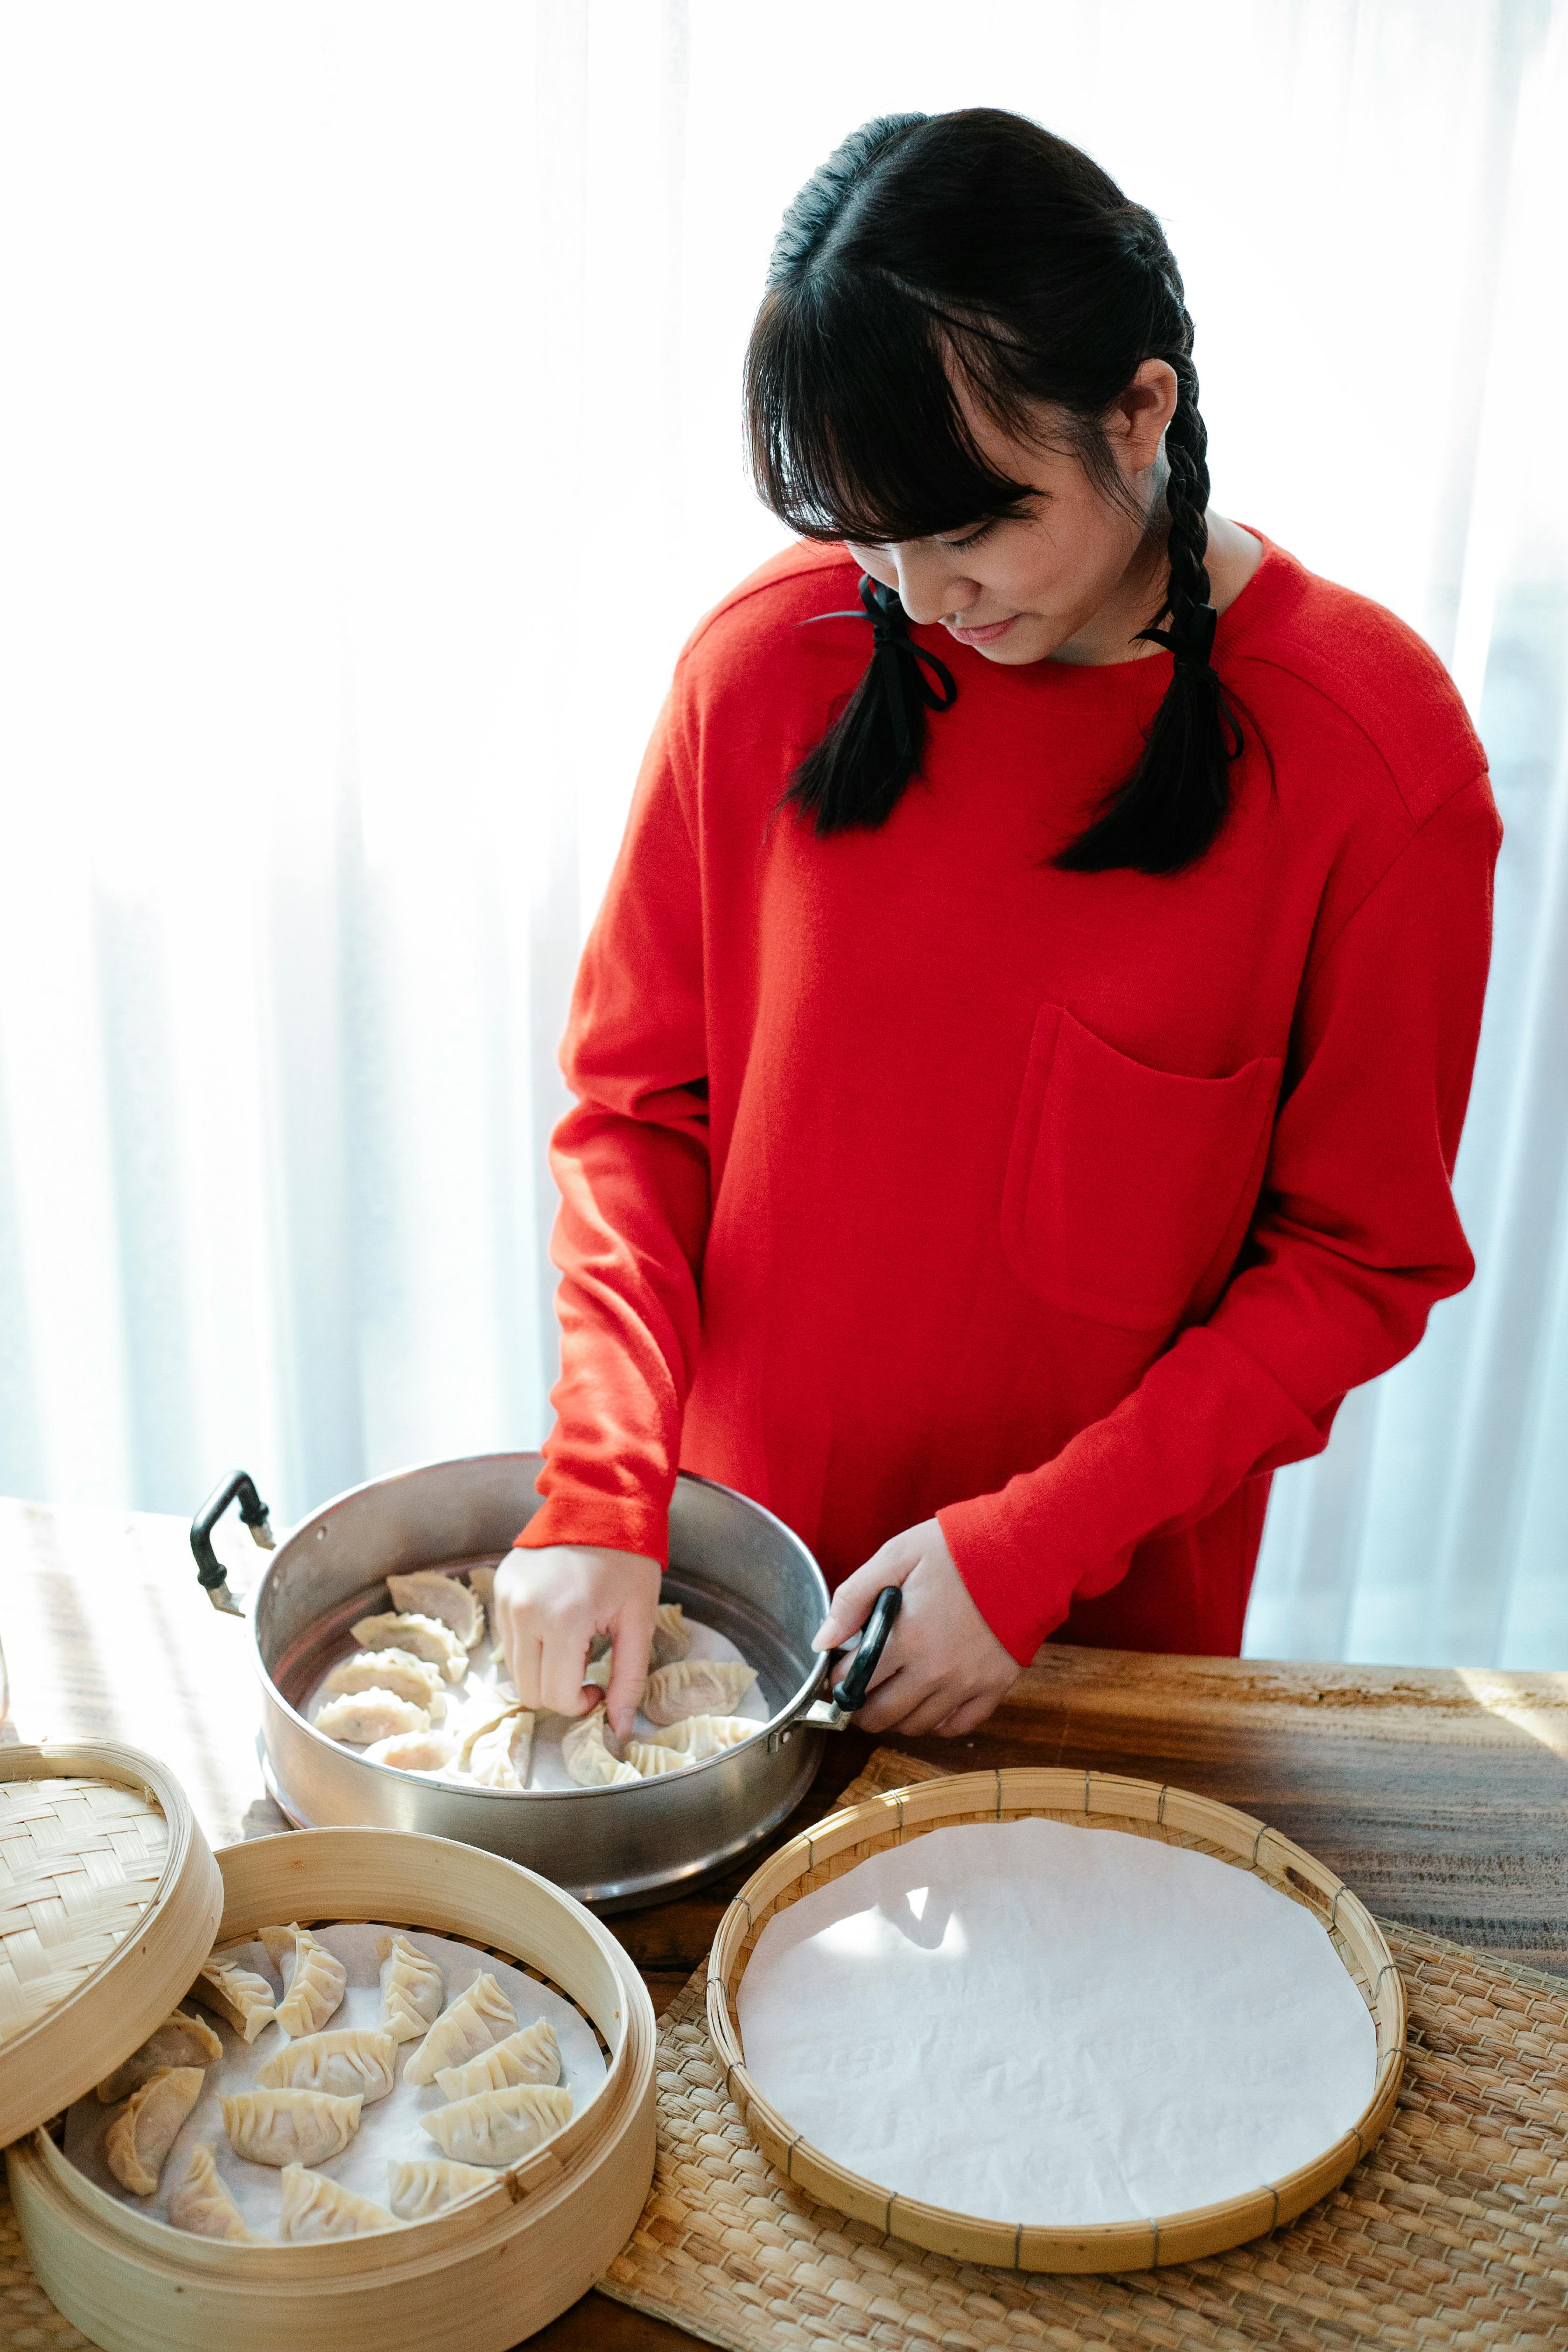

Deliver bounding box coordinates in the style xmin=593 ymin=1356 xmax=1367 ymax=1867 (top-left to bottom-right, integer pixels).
xmin=743 ymin=109 xmax=1246 ymax=875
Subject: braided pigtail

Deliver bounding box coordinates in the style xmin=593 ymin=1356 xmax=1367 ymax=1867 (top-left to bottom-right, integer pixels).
xmin=1056 ymin=358 xmax=1243 ymax=875
xmin=790 ymin=575 xmax=958 ymax=834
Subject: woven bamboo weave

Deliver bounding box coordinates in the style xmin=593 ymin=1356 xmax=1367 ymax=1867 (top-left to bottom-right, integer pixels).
xmin=0 ymin=1780 xmax=167 ymax=2050
xmin=599 ymin=1749 xmax=1568 ymax=2352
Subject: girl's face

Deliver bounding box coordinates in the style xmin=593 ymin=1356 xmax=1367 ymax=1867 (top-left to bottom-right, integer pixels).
xmin=842 ymin=358 xmax=1179 ymax=666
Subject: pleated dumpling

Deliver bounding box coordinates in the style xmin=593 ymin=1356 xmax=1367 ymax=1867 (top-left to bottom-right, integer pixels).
xmin=385 ymin=1570 xmax=484 ymax=1649
xmin=402 ymin=1971 xmax=516 ymax=2087
xmin=322 ymin=1645 xmax=447 ymax=1718
xmin=259 ymin=1923 xmax=347 ymax=2036
xmin=363 ymin=1728 xmax=456 ymax=1773
xmin=315 ymin=1688 xmax=429 ymax=1744
xmin=624 ymin=1740 xmax=690 ymax=1776
xmin=352 ymin=1610 xmax=468 ymax=1683
xmin=560 ymin=1705 xmax=638 ymax=1788
xmin=279 ymin=2161 xmax=398 ymax=2240
xmin=641 ymin=1713 xmax=759 ymax=1761
xmin=434 ymin=2018 xmax=560 ymax=2100
xmin=256 ymin=2026 xmax=398 ymax=2103
xmin=105 ymin=2065 xmax=205 ymax=2195
xmin=97 ymin=2008 xmax=221 ymax=2102
xmin=195 ymin=1951 xmax=277 ymax=2042
xmin=387 ymin=2158 xmax=496 ymax=2220
xmin=641 ymin=1659 xmax=757 ymax=1726
xmin=460 ymin=1706 xmax=534 ymax=1789
xmin=420 ymin=2082 xmax=574 ymax=2167
xmin=166 ymin=2143 xmax=258 ymax=2242
xmin=220 ymin=2087 xmax=362 ymax=2167
xmin=466 ymin=1564 xmax=498 ymax=1612
xmin=650 ymin=1601 xmax=691 ymax=1667
xmin=377 ymin=1931 xmax=444 ymax=2044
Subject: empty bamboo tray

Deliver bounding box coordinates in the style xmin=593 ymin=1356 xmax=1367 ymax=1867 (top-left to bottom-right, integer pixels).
xmin=707 ymin=1766 xmax=1406 ymax=2275
xmin=1 ymin=1741 xmax=657 ymax=2352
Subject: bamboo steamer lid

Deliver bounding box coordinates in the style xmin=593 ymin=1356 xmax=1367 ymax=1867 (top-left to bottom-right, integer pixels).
xmin=0 ymin=1743 xmax=224 ymax=2148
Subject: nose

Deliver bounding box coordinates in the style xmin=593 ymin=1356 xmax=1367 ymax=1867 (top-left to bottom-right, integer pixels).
xmin=890 ymin=544 xmax=978 ymax=628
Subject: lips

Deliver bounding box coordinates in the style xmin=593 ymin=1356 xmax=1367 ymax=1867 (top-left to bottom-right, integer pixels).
xmin=944 ymin=615 xmax=1018 ymax=647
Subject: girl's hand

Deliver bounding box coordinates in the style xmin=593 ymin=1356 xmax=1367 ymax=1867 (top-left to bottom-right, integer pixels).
xmin=493 ymin=1544 xmax=662 ymax=1745
xmin=812 ymin=1519 xmax=1018 ymax=1736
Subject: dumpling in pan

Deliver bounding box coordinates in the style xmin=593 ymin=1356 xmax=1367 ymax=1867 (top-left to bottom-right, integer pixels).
xmin=641 ymin=1714 xmax=759 ymax=1760
xmin=561 ymin=1705 xmax=638 ymax=1788
xmin=466 ymin=1564 xmax=498 ymax=1611
xmin=352 ymin=1610 xmax=468 ymax=1683
xmin=259 ymin=1922 xmax=348 ymax=2037
xmin=315 ymin=1688 xmax=429 ymax=1745
xmin=460 ymin=1706 xmax=534 ymax=1789
xmin=322 ymin=1646 xmax=448 ymax=1719
xmin=166 ymin=2143 xmax=258 ymax=2242
xmin=105 ymin=2065 xmax=205 ymax=2195
xmin=624 ymin=1740 xmax=689 ymax=1776
xmin=402 ymin=1971 xmax=517 ymax=2088
xmin=387 ymin=2158 xmax=496 ymax=2221
xmin=377 ymin=1931 xmax=444 ymax=2044
xmin=420 ymin=2082 xmax=574 ymax=2167
xmin=256 ymin=2027 xmax=398 ymax=2103
xmin=194 ymin=1952 xmax=277 ymax=2042
xmin=363 ymin=1729 xmax=456 ymax=1774
xmin=581 ymin=1655 xmax=612 ymax=1691
xmin=386 ymin=1569 xmax=484 ymax=1649
xmin=641 ymin=1659 xmax=757 ymax=1726
xmin=434 ymin=2018 xmax=560 ymax=2100
xmin=220 ymin=2087 xmax=363 ymax=2168
xmin=279 ymin=2161 xmax=398 ymax=2240
xmin=97 ymin=2008 xmax=221 ymax=2102
xmin=650 ymin=1601 xmax=691 ymax=1667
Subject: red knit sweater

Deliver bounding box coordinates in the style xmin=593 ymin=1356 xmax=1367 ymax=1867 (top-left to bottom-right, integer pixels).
xmin=516 ymin=534 xmax=1499 ymax=1663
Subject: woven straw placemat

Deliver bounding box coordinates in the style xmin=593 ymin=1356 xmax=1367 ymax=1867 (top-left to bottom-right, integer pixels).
xmin=598 ymin=1748 xmax=1568 ymax=2352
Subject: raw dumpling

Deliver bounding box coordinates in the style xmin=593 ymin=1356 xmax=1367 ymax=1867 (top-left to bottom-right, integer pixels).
xmin=364 ymin=1729 xmax=456 ymax=1773
xmin=315 ymin=1688 xmax=429 ymax=1744
xmin=420 ymin=2082 xmax=574 ymax=2166
xmin=195 ymin=1952 xmax=278 ymax=2042
xmin=624 ymin=1740 xmax=690 ymax=1776
xmin=97 ymin=2008 xmax=221 ymax=2102
xmin=461 ymin=1707 xmax=535 ymax=1789
xmin=259 ymin=1923 xmax=348 ymax=2036
xmin=377 ymin=1931 xmax=444 ymax=2043
xmin=352 ymin=1610 xmax=468 ymax=1683
xmin=642 ymin=1713 xmax=759 ymax=1760
xmin=581 ymin=1656 xmax=612 ymax=1691
xmin=561 ymin=1705 xmax=638 ymax=1789
xmin=434 ymin=2018 xmax=560 ymax=2100
xmin=323 ymin=1646 xmax=448 ymax=1719
xmin=386 ymin=1570 xmax=484 ymax=1649
xmin=388 ymin=2159 xmax=495 ymax=2220
xmin=641 ymin=1659 xmax=757 ymax=1726
xmin=221 ymin=2086 xmax=362 ymax=2167
xmin=105 ymin=2065 xmax=205 ymax=2195
xmin=257 ymin=2026 xmax=398 ymax=2103
xmin=467 ymin=1564 xmax=498 ymax=1610
xmin=650 ymin=1601 xmax=691 ymax=1667
xmin=166 ymin=2143 xmax=258 ymax=2242
xmin=280 ymin=2161 xmax=398 ymax=2240
xmin=403 ymin=1971 xmax=517 ymax=2088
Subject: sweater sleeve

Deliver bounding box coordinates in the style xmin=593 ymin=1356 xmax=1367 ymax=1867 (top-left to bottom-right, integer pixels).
xmin=938 ymin=775 xmax=1501 ymax=1664
xmin=514 ymin=693 xmax=709 ymax=1563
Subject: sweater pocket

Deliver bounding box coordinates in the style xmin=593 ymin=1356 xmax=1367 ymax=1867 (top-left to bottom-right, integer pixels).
xmin=1001 ymin=1003 xmax=1282 ymax=1330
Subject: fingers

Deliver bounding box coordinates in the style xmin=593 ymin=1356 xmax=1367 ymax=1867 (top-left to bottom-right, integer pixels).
xmin=604 ymin=1587 xmax=657 ymax=1746
xmin=814 ymin=1538 xmax=920 ymax=1651
xmin=930 ymin=1693 xmax=999 ymax=1738
xmin=539 ymin=1632 xmax=594 ymax=1720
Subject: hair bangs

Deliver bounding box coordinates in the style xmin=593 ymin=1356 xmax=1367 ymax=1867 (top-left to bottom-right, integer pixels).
xmin=745 ymin=269 xmax=1037 ymax=546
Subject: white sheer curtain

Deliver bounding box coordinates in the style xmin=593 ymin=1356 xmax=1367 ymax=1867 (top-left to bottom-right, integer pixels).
xmin=1 ymin=2 xmax=1563 ymax=1667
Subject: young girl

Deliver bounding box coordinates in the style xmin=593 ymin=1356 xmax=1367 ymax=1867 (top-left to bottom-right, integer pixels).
xmin=494 ymin=109 xmax=1498 ymax=1745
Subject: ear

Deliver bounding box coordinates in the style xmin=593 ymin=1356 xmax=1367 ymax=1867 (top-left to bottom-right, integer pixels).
xmin=1105 ymin=358 xmax=1179 ymax=478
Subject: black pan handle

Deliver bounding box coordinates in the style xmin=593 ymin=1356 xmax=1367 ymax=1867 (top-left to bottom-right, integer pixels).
xmin=828 ymin=1584 xmax=903 ymax=1715
xmin=191 ymin=1468 xmax=274 ymax=1616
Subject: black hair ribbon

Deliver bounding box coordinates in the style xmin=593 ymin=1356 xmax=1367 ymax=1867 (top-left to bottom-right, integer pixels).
xmin=1135 ymin=601 xmax=1218 ymax=671
xmin=799 ymin=572 xmax=959 ymax=763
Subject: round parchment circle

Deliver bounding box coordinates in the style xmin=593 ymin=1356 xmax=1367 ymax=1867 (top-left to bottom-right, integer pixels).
xmin=736 ymin=1819 xmax=1376 ymax=2227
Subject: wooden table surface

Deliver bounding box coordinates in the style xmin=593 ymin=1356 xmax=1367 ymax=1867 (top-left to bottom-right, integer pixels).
xmin=5 ymin=1494 xmax=1568 ymax=2352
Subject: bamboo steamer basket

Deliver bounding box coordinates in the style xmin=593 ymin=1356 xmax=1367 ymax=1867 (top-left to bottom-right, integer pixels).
xmin=2 ymin=1743 xmax=657 ymax=2352
xmin=707 ymin=1766 xmax=1406 ymax=2275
